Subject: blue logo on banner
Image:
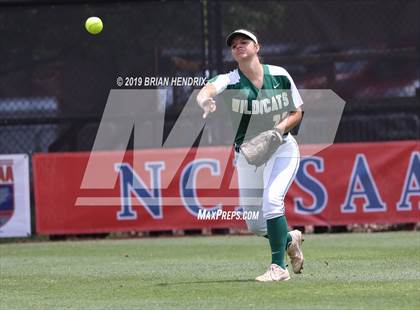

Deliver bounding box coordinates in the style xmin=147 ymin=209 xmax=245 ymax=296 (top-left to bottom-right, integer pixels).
xmin=0 ymin=184 xmax=14 ymax=227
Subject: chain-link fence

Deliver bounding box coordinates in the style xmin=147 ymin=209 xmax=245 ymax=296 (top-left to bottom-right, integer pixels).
xmin=0 ymin=0 xmax=418 ymax=155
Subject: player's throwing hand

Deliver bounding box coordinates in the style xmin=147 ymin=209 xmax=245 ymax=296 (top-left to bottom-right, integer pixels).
xmin=197 ymin=83 xmax=218 ymax=119
xmin=201 ymin=98 xmax=216 ymax=119
xmin=200 ymin=98 xmax=216 ymax=119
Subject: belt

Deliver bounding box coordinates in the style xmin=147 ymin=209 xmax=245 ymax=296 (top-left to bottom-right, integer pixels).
xmin=234 ymin=133 xmax=289 ymax=153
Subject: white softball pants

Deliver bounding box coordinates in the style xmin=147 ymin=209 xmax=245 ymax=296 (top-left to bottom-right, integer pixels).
xmin=235 ymin=134 xmax=300 ymax=236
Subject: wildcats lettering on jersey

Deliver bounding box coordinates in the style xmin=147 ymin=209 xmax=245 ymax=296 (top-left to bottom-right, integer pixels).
xmin=231 ymin=92 xmax=289 ymax=115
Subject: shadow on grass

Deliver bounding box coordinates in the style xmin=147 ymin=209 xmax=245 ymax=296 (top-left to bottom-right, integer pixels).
xmin=157 ymin=279 xmax=255 ymax=286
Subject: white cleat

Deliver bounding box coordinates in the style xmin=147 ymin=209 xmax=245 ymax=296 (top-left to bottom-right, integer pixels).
xmin=255 ymin=264 xmax=291 ymax=282
xmin=287 ymin=230 xmax=304 ymax=274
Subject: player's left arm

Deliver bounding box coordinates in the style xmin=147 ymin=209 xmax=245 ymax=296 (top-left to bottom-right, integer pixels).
xmin=275 ymin=108 xmax=303 ymax=135
xmin=275 ymin=69 xmax=304 ymax=134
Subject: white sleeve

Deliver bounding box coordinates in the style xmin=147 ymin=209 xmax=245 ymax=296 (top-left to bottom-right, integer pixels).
xmin=207 ymin=73 xmax=230 ymax=95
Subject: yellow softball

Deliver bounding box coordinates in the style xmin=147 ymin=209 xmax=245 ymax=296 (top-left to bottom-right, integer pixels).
xmin=85 ymin=17 xmax=103 ymax=35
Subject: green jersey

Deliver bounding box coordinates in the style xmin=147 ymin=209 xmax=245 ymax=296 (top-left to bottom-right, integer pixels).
xmin=208 ymin=64 xmax=303 ymax=146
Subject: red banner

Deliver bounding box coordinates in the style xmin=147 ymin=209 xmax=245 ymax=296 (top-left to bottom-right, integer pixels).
xmin=33 ymin=141 xmax=420 ymax=235
xmin=286 ymin=141 xmax=419 ymax=225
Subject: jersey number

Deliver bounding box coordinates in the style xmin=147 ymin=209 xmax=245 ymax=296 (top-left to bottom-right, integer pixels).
xmin=273 ymin=112 xmax=289 ymax=125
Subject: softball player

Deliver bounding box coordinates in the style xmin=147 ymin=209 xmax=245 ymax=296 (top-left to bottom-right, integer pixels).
xmin=197 ymin=29 xmax=304 ymax=282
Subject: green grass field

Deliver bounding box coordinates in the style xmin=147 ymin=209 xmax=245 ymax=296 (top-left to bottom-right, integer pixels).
xmin=1 ymin=231 xmax=419 ymax=309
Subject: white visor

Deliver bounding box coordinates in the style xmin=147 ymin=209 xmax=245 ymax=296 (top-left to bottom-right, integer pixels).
xmin=226 ymin=29 xmax=258 ymax=47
